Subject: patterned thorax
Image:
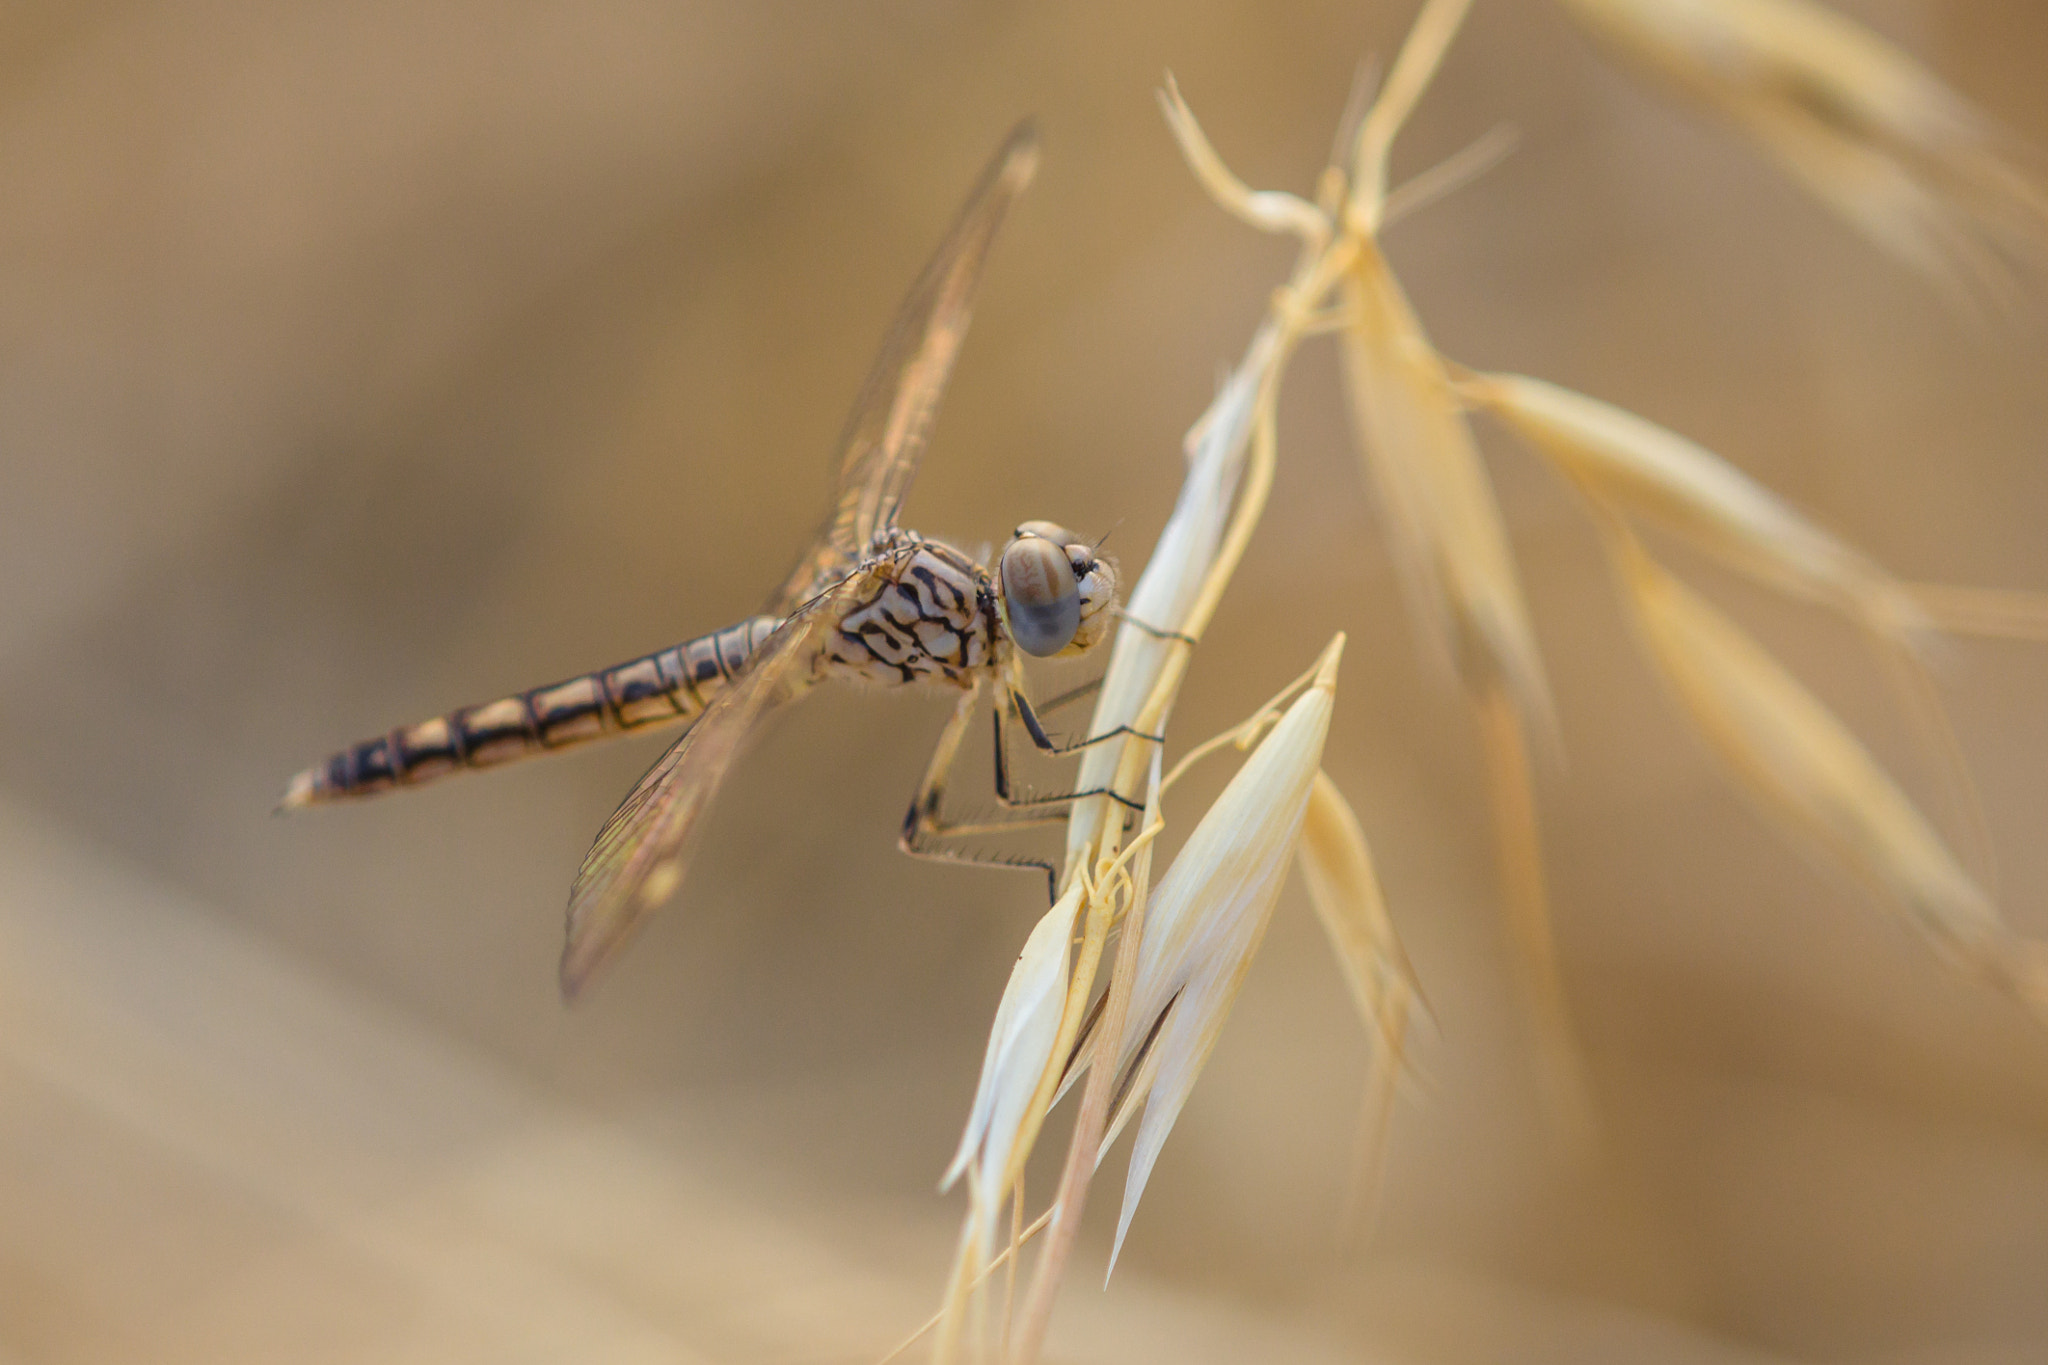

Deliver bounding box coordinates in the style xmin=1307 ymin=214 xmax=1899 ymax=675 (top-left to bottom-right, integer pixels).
xmin=821 ymin=532 xmax=1000 ymax=687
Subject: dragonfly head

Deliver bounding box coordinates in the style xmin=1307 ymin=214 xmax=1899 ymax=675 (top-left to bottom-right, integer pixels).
xmin=998 ymin=521 xmax=1118 ymax=659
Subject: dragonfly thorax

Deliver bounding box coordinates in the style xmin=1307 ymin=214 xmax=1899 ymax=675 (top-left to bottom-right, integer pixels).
xmin=817 ymin=525 xmax=1117 ymax=689
xmin=821 ymin=534 xmax=1002 ymax=687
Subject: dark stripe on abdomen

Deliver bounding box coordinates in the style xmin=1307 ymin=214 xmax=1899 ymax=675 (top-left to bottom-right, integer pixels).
xmin=281 ymin=614 xmax=782 ymax=807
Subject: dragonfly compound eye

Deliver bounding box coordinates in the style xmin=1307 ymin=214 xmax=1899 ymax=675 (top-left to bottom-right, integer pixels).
xmin=999 ymin=532 xmax=1082 ymax=658
xmin=1014 ymin=519 xmax=1083 ymax=551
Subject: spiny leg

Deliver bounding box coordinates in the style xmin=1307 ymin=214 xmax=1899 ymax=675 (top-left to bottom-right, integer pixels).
xmin=1033 ymin=674 xmax=1105 ymax=718
xmin=1112 ymin=607 xmax=1198 ymax=647
xmin=1006 ymin=686 xmax=1162 ymax=760
xmin=898 ymin=672 xmax=1161 ymax=900
xmin=899 ymin=683 xmax=1068 ymax=901
xmin=988 ymin=681 xmax=1167 ymax=820
xmin=992 ymin=691 xmax=1152 ymax=817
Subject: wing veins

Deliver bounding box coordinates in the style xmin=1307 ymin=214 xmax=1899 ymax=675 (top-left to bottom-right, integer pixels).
xmin=769 ymin=121 xmax=1040 ymax=614
xmin=563 ymin=122 xmax=1041 ymax=997
xmin=559 ymin=593 xmax=841 ymax=999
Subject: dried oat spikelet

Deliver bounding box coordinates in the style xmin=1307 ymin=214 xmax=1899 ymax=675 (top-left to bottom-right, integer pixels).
xmin=941 ymin=883 xmax=1086 ymax=1210
xmin=1297 ymin=770 xmax=1416 ymax=1229
xmin=1298 ymin=771 xmax=1415 ymax=1072
xmin=1336 ymin=237 xmax=1557 ymax=736
xmin=1330 ymin=0 xmax=1556 ymax=736
xmin=1063 ymin=323 xmax=1276 ymax=873
xmin=1160 ymin=0 xmax=1592 ymax=1134
xmin=933 ymin=881 xmax=1088 ymax=1360
xmin=1606 ymin=523 xmax=2048 ymax=1014
xmin=1464 ymin=369 xmax=2000 ymax=892
xmin=920 ymin=2 xmax=2048 ymax=1356
xmin=1103 ymin=634 xmax=1346 ymax=1270
xmin=1463 ymin=370 xmax=1929 ymax=639
xmin=1561 ymin=0 xmax=2048 ymax=305
xmin=984 ymin=317 xmax=1299 ymax=1363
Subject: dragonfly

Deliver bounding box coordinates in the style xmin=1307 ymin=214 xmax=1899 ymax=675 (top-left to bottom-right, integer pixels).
xmin=281 ymin=122 xmax=1149 ymax=999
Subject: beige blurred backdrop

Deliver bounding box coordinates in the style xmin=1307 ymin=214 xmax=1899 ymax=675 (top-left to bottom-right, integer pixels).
xmin=3 ymin=1 xmax=2047 ymax=1360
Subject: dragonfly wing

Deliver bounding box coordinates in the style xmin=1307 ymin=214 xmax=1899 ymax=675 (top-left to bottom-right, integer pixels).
xmin=559 ymin=595 xmax=837 ymax=1000
xmin=769 ymin=121 xmax=1040 ymax=614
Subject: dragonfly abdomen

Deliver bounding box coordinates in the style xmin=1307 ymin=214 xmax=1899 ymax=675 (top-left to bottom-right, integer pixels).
xmin=279 ymin=616 xmax=781 ymax=808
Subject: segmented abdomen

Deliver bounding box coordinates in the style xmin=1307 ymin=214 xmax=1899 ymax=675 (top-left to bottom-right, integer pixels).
xmin=279 ymin=616 xmax=781 ymax=808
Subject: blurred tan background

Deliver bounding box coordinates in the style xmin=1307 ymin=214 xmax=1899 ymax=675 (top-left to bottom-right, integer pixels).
xmin=3 ymin=1 xmax=2047 ymax=1360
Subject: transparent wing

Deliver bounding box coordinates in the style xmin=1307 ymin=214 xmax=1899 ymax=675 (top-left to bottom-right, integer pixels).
xmin=558 ymin=592 xmax=842 ymax=1000
xmin=769 ymin=120 xmax=1040 ymax=614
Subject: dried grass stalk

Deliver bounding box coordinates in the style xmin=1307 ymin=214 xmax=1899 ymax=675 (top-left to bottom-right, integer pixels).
xmin=1607 ymin=524 xmax=2048 ymax=1012
xmin=1561 ymin=0 xmax=2048 ymax=305
xmin=1103 ymin=634 xmax=1345 ymax=1270
xmin=1063 ymin=323 xmax=1275 ymax=873
xmin=1469 ymin=367 xmax=1999 ymax=896
xmin=1464 ymin=370 xmax=1926 ymax=638
xmin=1337 ymin=244 xmax=1556 ymax=735
xmin=935 ymin=2 xmax=2048 ymax=1353
xmin=933 ymin=878 xmax=1087 ymax=1360
xmin=1297 ymin=770 xmax=1416 ymax=1228
xmin=1007 ymin=324 xmax=1294 ymax=1364
xmin=1910 ymin=582 xmax=2048 ymax=644
xmin=1165 ymin=0 xmax=1592 ymax=1138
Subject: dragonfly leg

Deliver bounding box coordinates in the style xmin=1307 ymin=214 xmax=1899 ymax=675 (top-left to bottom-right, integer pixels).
xmin=899 ymin=827 xmax=1060 ymax=904
xmin=1033 ymin=673 xmax=1104 ymax=717
xmin=899 ymin=684 xmax=1067 ymax=901
xmin=992 ymin=690 xmax=1149 ymax=815
xmin=1007 ymin=688 xmax=1163 ymax=761
xmin=1112 ymin=607 xmax=1198 ymax=647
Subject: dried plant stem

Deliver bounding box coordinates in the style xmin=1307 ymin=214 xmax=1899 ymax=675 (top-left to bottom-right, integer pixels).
xmin=1159 ymin=651 xmax=1333 ymax=792
xmin=1351 ymin=0 xmax=1475 ymax=221
xmin=1475 ymin=681 xmax=1595 ymax=1146
xmin=944 ymin=0 xmax=2048 ymax=1347
xmin=1013 ymin=326 xmax=1336 ymax=1353
xmin=968 ymin=10 xmax=1498 ymax=1345
xmin=1302 ymin=768 xmax=1416 ymax=1241
xmin=1011 ymin=360 xmax=1294 ymax=1362
xmin=1013 ymin=757 xmax=1164 ymax=1360
xmin=1054 ymin=316 xmax=1287 ymax=881
xmin=877 ymin=1206 xmax=1057 ymax=1365
xmin=1001 ymin=1179 xmax=1024 ymax=1355
xmin=1338 ymin=1031 xmax=1404 ymax=1242
xmin=1910 ymin=583 xmax=2048 ymax=643
xmin=1006 ymin=12 xmax=1481 ymax=1336
xmin=1869 ymin=632 xmax=2001 ymax=899
xmin=1087 ymin=271 xmax=1344 ymax=846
